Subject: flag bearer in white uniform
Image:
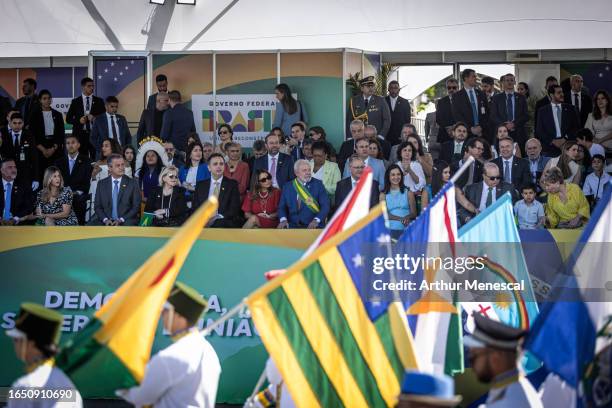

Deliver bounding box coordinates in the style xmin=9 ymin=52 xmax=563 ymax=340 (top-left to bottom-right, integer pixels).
xmin=6 ymin=303 xmax=83 ymax=408
xmin=117 ymin=281 xmax=221 ymax=408
xmin=464 ymin=313 xmax=543 ymax=408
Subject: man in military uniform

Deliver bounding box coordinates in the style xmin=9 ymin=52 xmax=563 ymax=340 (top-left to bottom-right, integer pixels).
xmin=6 ymin=303 xmax=83 ymax=407
xmin=117 ymin=281 xmax=221 ymax=408
xmin=347 ymin=76 xmax=391 ymax=139
xmin=465 ymin=313 xmax=543 ymax=407
xmin=397 ymin=370 xmax=461 ymax=407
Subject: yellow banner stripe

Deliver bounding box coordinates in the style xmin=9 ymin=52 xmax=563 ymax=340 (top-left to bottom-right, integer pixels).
xmin=282 ymin=272 xmax=369 ymax=408
xmin=318 ymin=248 xmax=400 ymax=405
xmin=248 ymin=296 xmax=321 ymax=408
xmin=388 ymin=302 xmax=419 ymax=370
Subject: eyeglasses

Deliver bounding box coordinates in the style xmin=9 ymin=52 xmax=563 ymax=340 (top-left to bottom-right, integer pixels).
xmin=259 ymin=176 xmax=272 ymax=182
xmin=447 ymin=86 xmax=458 ymax=90
xmin=166 ymin=174 xmax=178 ymax=179
xmin=351 ymin=165 xmax=366 ymax=170
xmin=486 ymin=176 xmax=501 ymax=180
xmin=228 ymin=150 xmax=240 ymax=153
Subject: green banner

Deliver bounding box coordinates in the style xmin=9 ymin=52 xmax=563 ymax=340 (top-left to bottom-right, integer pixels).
xmin=0 ymin=229 xmax=312 ymax=404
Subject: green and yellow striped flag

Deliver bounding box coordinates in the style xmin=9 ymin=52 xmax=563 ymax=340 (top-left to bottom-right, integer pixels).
xmin=139 ymin=212 xmax=155 ymax=226
xmin=55 ymin=197 xmax=218 ymax=397
xmin=246 ymin=205 xmax=418 ymax=408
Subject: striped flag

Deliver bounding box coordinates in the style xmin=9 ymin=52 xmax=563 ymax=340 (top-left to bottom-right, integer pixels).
xmin=56 ymin=197 xmax=219 ymax=396
xmin=398 ymin=181 xmax=464 ymax=376
xmin=247 ymin=204 xmax=417 ymax=408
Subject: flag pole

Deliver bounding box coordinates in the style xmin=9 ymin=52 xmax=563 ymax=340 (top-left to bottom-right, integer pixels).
xmin=449 ymin=155 xmax=475 ymax=184
xmin=201 ymin=300 xmax=246 ymax=337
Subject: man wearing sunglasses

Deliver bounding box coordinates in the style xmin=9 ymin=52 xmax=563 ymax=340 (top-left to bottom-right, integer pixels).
xmin=459 ymin=162 xmax=518 ymax=224
xmin=435 ymin=78 xmax=459 ymax=145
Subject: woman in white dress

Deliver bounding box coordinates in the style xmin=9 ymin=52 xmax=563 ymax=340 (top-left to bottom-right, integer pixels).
xmin=584 ymin=90 xmax=612 ymax=154
xmin=86 ymin=138 xmax=132 ymax=221
xmin=396 ymin=141 xmax=429 ymax=213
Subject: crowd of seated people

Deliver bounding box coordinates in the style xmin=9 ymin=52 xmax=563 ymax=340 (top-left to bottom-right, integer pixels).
xmin=1 ymin=72 xmax=609 ymax=232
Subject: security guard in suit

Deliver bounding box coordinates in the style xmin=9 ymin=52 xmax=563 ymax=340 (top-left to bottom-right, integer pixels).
xmin=346 ymin=76 xmax=391 ymax=138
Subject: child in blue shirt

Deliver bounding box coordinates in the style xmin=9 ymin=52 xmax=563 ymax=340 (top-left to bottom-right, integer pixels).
xmin=514 ymin=183 xmax=545 ymax=229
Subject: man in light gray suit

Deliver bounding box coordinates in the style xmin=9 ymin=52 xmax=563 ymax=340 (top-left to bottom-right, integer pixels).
xmin=346 ymin=76 xmax=391 ymax=139
xmin=89 ymin=154 xmax=141 ymax=226
xmin=160 ymin=90 xmax=196 ymax=154
xmin=342 ymin=137 xmax=386 ymax=191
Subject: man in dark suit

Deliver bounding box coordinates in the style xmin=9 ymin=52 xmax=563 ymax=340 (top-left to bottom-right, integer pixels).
xmin=137 ymin=92 xmax=170 ymax=143
xmin=89 ymin=154 xmax=141 ymax=226
xmin=385 ymin=80 xmax=411 ymax=146
xmin=55 ymin=135 xmax=92 ymax=225
xmin=252 ymin=133 xmax=294 ymax=189
xmin=338 ymin=119 xmax=365 ymax=173
xmin=458 ymin=162 xmax=518 ymax=224
xmin=90 ymin=96 xmax=132 ymax=159
xmin=13 ymin=78 xmax=39 ymax=128
xmin=452 ymin=69 xmax=489 ymax=138
xmin=535 ymin=85 xmax=580 ymax=156
xmin=0 ymin=94 xmax=12 ymax=128
xmin=435 ymin=78 xmax=459 ymax=145
xmin=524 ymin=138 xmax=551 ymax=190
xmin=146 ymin=74 xmax=168 ymax=111
xmin=334 ymin=155 xmax=380 ymax=212
xmin=66 ymin=77 xmax=105 ymax=157
xmin=439 ymin=122 xmax=469 ymax=165
xmin=160 ymin=90 xmax=196 ymax=153
xmin=533 ymin=76 xmax=558 ymax=127
xmin=288 ymin=122 xmax=306 ymax=161
xmin=346 ymin=76 xmax=391 ymax=138
xmin=247 ymin=139 xmax=267 ymax=175
xmin=451 ymin=137 xmax=486 ymax=189
xmin=163 ymin=141 xmax=185 ymax=169
xmin=491 ymin=137 xmax=531 ymax=191
xmin=568 ymin=74 xmax=592 ymax=127
xmin=0 ymin=113 xmax=39 ymax=189
xmin=1 ymin=158 xmax=33 ymax=225
xmin=192 ymin=153 xmax=241 ymax=228
xmin=278 ymin=159 xmax=330 ymax=229
xmin=490 ymin=73 xmax=529 ymax=153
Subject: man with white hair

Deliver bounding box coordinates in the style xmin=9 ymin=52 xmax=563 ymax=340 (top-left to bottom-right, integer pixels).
xmin=277 ymin=159 xmax=329 ymax=229
xmin=459 ymin=162 xmax=518 ymax=224
xmin=569 ymin=74 xmax=592 ymax=127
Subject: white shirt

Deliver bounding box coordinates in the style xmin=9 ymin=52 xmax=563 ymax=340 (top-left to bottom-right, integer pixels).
xmin=42 ymin=110 xmax=54 ymax=136
xmin=120 ymin=330 xmax=221 ymax=408
xmin=583 ymin=172 xmax=611 ymax=200
xmin=81 ymin=94 xmax=92 ymax=114
xmin=502 ymin=157 xmax=513 ymax=182
xmin=312 ymin=163 xmax=325 ymax=181
xmin=479 ymin=181 xmax=497 ymax=211
xmin=589 ymin=142 xmax=605 ymax=158
xmin=551 ymin=103 xmax=563 ymax=138
xmin=571 ymin=91 xmax=581 ymax=111
xmin=485 ymin=374 xmax=543 ymax=408
xmin=208 ymin=176 xmax=223 ymax=199
xmin=185 ymin=166 xmax=198 ymax=186
xmin=8 ymin=362 xmax=83 ymax=408
xmin=389 ymin=95 xmax=398 ymax=111
xmin=106 ymin=113 xmax=121 ymax=143
xmin=396 ymin=160 xmax=426 ymax=192
xmin=267 ymin=154 xmax=280 ymax=187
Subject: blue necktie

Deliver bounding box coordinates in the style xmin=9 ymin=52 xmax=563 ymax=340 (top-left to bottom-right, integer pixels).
xmin=3 ymin=183 xmax=11 ymax=220
xmin=469 ymin=90 xmax=479 ymax=125
xmin=69 ymin=158 xmax=75 ymax=175
xmin=112 ymin=180 xmax=119 ymax=220
xmin=506 ymin=93 xmax=514 ymax=121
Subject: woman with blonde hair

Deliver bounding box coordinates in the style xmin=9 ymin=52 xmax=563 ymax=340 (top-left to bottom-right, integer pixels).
xmin=29 ymin=166 xmax=78 ymax=225
xmin=143 ymin=165 xmax=188 ymax=227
